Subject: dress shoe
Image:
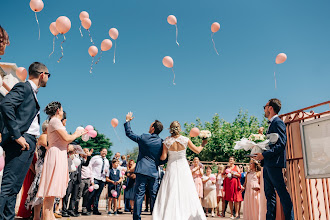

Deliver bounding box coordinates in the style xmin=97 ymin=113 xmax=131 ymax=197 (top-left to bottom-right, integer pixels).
xmin=61 ymin=212 xmax=70 ymax=217
xmin=93 ymin=211 xmax=102 ymax=215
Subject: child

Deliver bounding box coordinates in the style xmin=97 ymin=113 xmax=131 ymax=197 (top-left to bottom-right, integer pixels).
xmin=202 ymin=166 xmax=217 ymax=217
xmin=242 ymin=159 xmax=261 ymax=220
xmin=216 ymin=164 xmax=225 ymax=217
xmin=106 ymin=159 xmax=123 ymax=216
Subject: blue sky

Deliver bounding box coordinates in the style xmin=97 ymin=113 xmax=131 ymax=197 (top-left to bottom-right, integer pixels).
xmin=1 ymin=0 xmax=330 ymax=154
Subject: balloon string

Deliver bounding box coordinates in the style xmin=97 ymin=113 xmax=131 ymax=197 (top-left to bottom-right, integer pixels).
xmin=95 ymin=51 xmax=103 ymax=64
xmin=57 ymin=34 xmax=66 ymax=63
xmin=88 ymin=29 xmax=94 ymax=45
xmin=49 ymin=36 xmax=55 ymax=57
xmin=113 ymin=40 xmax=116 ymax=64
xmin=35 ymin=12 xmax=40 ymax=40
xmin=171 ymin=68 xmax=176 ymax=85
xmin=79 ymin=26 xmax=83 ymax=37
xmin=90 ymin=57 xmax=94 ymax=73
xmin=211 ymin=33 xmax=219 ymax=55
xmin=175 ymin=24 xmax=179 ymax=46
xmin=113 ymin=127 xmax=122 ymax=142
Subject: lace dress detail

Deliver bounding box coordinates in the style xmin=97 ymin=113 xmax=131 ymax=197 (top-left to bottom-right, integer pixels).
xmin=163 ymin=136 xmax=189 ymax=149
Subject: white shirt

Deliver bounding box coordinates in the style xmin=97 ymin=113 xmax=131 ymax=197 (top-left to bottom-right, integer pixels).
xmin=269 ymin=115 xmax=278 ymax=123
xmin=26 ymin=80 xmax=40 ymax=136
xmin=111 ymin=168 xmax=123 ymax=177
xmin=81 ymin=157 xmax=92 ymax=180
xmin=89 ymin=155 xmax=110 ymax=183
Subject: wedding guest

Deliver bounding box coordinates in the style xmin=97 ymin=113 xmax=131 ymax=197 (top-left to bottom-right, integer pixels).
xmin=79 ymin=148 xmax=93 ymax=216
xmin=223 ymin=157 xmax=243 ymax=218
xmin=106 ymin=159 xmax=124 ymax=216
xmin=37 ymin=102 xmax=85 ymax=220
xmin=216 ymin=164 xmax=225 ymax=217
xmin=25 ymin=120 xmax=49 ymax=220
xmin=202 ymin=166 xmax=217 ymax=217
xmin=0 ymin=62 xmax=50 ymax=219
xmin=191 ymin=157 xmax=203 ymax=203
xmin=0 ymin=25 xmax=10 ymax=56
xmin=125 ymin=159 xmax=136 ymax=214
xmin=243 ymin=159 xmax=261 ymax=220
xmin=121 ymin=155 xmax=127 ymax=167
xmin=87 ymin=148 xmax=110 ymax=215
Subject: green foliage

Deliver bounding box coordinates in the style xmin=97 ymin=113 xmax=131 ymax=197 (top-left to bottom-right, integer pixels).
xmin=76 ymin=129 xmax=113 ymax=160
xmin=126 ymin=146 xmax=139 ymax=162
xmin=182 ymin=110 xmax=269 ymax=163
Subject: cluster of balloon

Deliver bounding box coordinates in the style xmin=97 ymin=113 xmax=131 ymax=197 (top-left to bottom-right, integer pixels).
xmin=189 ymin=127 xmax=200 ymax=137
xmin=111 ymin=189 xmax=118 ymax=198
xmin=16 ymin=67 xmax=28 ymax=81
xmin=111 ymin=118 xmax=121 ymax=141
xmin=0 ymin=147 xmax=4 ymax=172
xmin=274 ymin=53 xmax=287 ymax=89
xmin=109 ymin=28 xmax=119 ymax=63
xmin=167 ymin=15 xmax=179 ymax=46
xmin=29 ymin=0 xmax=44 ymax=40
xmin=95 ymin=39 xmax=113 ymax=64
xmin=88 ymin=46 xmax=98 ymax=73
xmin=56 ymin=16 xmax=71 ymax=63
xmin=162 ymin=56 xmax=176 ymax=85
xmin=211 ymin=22 xmax=220 ymax=55
xmin=49 ymin=22 xmax=59 ymax=57
xmin=77 ymin=125 xmax=97 ymax=142
xmin=88 ymin=184 xmax=100 ymax=192
xmin=79 ymin=11 xmax=94 ymax=44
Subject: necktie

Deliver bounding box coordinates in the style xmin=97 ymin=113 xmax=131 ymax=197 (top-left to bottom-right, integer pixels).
xmin=101 ymin=157 xmax=105 ymax=175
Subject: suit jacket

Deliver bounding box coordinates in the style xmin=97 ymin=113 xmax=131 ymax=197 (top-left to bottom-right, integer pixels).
xmin=124 ymin=122 xmax=164 ymax=179
xmin=0 ymin=81 xmax=40 ymax=145
xmin=262 ymin=116 xmax=287 ymax=168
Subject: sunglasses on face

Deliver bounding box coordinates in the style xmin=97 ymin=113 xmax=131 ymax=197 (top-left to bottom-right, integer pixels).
xmin=35 ymin=71 xmax=51 ymax=78
xmin=263 ymin=105 xmax=269 ymax=109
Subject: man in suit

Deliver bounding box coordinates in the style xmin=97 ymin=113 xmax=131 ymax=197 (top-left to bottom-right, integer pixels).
xmin=124 ymin=112 xmax=164 ymax=220
xmin=0 ymin=62 xmax=50 ymax=220
xmin=254 ymin=98 xmax=294 ymax=220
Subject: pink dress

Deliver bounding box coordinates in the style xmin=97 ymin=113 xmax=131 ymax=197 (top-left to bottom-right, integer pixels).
xmin=243 ymin=171 xmax=260 ymax=220
xmin=191 ymin=166 xmax=203 ymax=198
xmin=216 ymin=173 xmax=224 ymax=197
xmin=37 ymin=117 xmax=69 ymax=198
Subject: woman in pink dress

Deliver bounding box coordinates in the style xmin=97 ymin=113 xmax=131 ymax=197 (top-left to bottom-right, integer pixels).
xmin=242 ymin=159 xmax=261 ymax=220
xmin=216 ymin=164 xmax=225 ymax=217
xmin=191 ymin=157 xmax=203 ymax=203
xmin=37 ymin=102 xmax=85 ymax=220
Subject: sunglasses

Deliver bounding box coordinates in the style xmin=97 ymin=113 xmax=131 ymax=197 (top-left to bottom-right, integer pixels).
xmin=35 ymin=71 xmax=51 ymax=78
xmin=263 ymin=105 xmax=269 ymax=109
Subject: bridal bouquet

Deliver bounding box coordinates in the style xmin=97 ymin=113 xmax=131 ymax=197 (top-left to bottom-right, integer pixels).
xmin=199 ymin=130 xmax=212 ymax=140
xmin=234 ymin=133 xmax=279 ymax=155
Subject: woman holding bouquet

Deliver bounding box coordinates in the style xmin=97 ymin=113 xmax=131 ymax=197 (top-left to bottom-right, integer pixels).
xmin=222 ymin=156 xmax=243 ymax=219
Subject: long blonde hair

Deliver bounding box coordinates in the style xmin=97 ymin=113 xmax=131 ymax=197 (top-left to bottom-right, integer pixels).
xmin=169 ymin=121 xmax=181 ymax=136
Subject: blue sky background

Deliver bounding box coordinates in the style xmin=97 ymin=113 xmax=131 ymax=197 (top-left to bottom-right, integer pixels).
xmin=1 ymin=0 xmax=330 ymax=154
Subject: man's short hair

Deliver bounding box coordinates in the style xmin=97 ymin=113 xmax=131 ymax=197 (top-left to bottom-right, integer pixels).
xmin=100 ymin=147 xmax=108 ymax=152
xmin=153 ymin=120 xmax=163 ymax=135
xmin=269 ymin=98 xmax=281 ymax=114
xmin=112 ymin=158 xmax=119 ymax=164
xmin=28 ymin=62 xmax=47 ymax=78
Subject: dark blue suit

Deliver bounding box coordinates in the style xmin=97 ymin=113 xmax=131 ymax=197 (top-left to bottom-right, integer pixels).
xmin=262 ymin=116 xmax=294 ymax=220
xmin=124 ymin=122 xmax=163 ymax=220
xmin=0 ymin=81 xmax=40 ymax=220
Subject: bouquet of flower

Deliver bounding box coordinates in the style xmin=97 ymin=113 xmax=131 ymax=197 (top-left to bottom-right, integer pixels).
xmin=248 ymin=134 xmax=266 ymax=143
xmin=234 ymin=133 xmax=279 ymax=155
xmin=199 ymin=130 xmax=212 ymax=140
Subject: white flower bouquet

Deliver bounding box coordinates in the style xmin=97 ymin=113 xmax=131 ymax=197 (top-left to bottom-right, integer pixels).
xmin=234 ymin=133 xmax=279 ymax=155
xmin=199 ymin=130 xmax=212 ymax=140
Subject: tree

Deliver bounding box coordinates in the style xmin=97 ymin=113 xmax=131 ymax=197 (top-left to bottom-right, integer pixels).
xmin=76 ymin=129 xmax=113 ymax=160
xmin=182 ymin=110 xmax=269 ymax=163
xmin=126 ymin=146 xmax=139 ymax=162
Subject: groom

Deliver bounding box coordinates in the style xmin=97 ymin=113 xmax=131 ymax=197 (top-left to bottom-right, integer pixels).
xmin=254 ymin=98 xmax=294 ymax=220
xmin=124 ymin=112 xmax=164 ymax=220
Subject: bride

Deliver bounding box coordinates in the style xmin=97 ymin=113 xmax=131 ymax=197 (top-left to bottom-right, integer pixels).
xmin=152 ymin=121 xmax=208 ymax=220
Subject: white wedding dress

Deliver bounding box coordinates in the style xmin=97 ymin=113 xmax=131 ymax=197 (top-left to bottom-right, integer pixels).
xmin=152 ymin=136 xmax=206 ymax=220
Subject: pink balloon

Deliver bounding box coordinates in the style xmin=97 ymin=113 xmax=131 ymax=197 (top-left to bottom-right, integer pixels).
xmin=56 ymin=16 xmax=71 ymax=34
xmin=30 ymin=0 xmax=44 ymax=12
xmin=81 ymin=18 xmax=91 ymax=30
xmin=112 ymin=191 xmax=118 ymax=198
xmin=167 ymin=15 xmax=177 ymax=25
xmin=275 ymin=53 xmax=287 ymax=64
xmin=88 ymin=46 xmax=98 ymax=57
xmin=211 ymin=22 xmax=220 ymax=33
xmin=79 ymin=11 xmax=89 ymax=21
xmin=101 ymin=39 xmax=113 ymax=51
xmin=210 ymin=175 xmax=216 ymax=181
xmin=162 ymin=56 xmax=174 ymax=68
xmin=189 ymin=127 xmax=200 ymax=137
xmin=16 ymin=67 xmax=28 ymax=81
xmin=109 ymin=28 xmax=119 ymax=40
xmin=111 ymin=118 xmax=119 ymax=128
xmin=88 ymin=185 xmax=94 ymax=192
xmin=0 ymin=156 xmax=4 ymax=171
xmin=121 ymin=170 xmax=125 ymax=176
xmin=225 ymin=169 xmax=231 ymax=174
xmin=85 ymin=125 xmax=94 ymax=131
xmin=122 ymin=185 xmax=126 ymax=190
xmin=49 ymin=22 xmax=59 ymax=36
xmin=88 ymin=130 xmax=97 ymax=138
